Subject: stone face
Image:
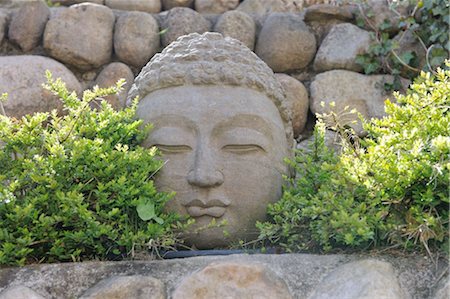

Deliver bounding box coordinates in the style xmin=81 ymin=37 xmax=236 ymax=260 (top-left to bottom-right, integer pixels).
xmin=114 ymin=12 xmax=160 ymax=68
xmin=310 ymin=70 xmax=409 ymax=135
xmin=162 ymin=0 xmax=194 ymax=10
xmin=195 ymin=0 xmax=239 ymax=14
xmin=275 ymin=73 xmax=309 ymax=137
xmin=130 ymin=33 xmax=292 ymax=248
xmin=0 ymin=55 xmax=81 ymax=118
xmin=213 ymin=10 xmax=256 ymax=50
xmin=0 ymin=286 xmax=46 ymax=299
xmin=309 ymin=259 xmax=407 ymax=299
xmin=8 ymin=0 xmax=50 ymax=51
xmin=172 ymin=262 xmax=293 ymax=299
xmin=43 ymin=3 xmax=115 ymax=70
xmin=255 ymin=13 xmax=317 ymax=72
xmin=80 ymin=275 xmax=165 ymax=299
xmin=313 ymin=23 xmax=371 ymax=72
xmin=161 ymin=7 xmax=210 ymax=47
xmin=94 ymin=62 xmax=134 ymax=109
xmin=105 ymin=0 xmax=162 ymax=13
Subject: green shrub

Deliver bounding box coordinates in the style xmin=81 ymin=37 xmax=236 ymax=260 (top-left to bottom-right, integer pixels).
xmin=0 ymin=73 xmax=184 ymax=266
xmin=258 ymin=65 xmax=449 ymax=254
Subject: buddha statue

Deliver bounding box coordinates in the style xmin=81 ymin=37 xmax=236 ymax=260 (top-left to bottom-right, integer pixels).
xmin=127 ymin=32 xmax=293 ymax=249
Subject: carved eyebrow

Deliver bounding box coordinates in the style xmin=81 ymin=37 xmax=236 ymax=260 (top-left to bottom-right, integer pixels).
xmin=212 ymin=114 xmax=274 ymax=141
xmin=141 ymin=115 xmax=197 ymax=148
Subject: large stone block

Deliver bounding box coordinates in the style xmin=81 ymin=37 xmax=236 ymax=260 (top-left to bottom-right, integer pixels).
xmin=80 ymin=275 xmax=165 ymax=299
xmin=213 ymin=10 xmax=256 ymax=50
xmin=0 ymin=56 xmax=81 ymax=118
xmin=172 ymin=262 xmax=293 ymax=299
xmin=43 ymin=3 xmax=115 ymax=70
xmin=8 ymin=0 xmax=50 ymax=51
xmin=275 ymin=73 xmax=309 ymax=137
xmin=195 ymin=0 xmax=239 ymax=14
xmin=105 ymin=0 xmax=161 ymax=13
xmin=114 ymin=11 xmax=160 ymax=68
xmin=310 ymin=70 xmax=409 ymax=135
xmin=255 ymin=13 xmax=316 ymax=72
xmin=161 ymin=7 xmax=210 ymax=47
xmin=313 ymin=23 xmax=372 ymax=72
xmin=94 ymin=62 xmax=134 ymax=109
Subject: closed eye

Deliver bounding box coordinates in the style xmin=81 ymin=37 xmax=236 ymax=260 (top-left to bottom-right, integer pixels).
xmin=222 ymin=144 xmax=265 ymax=154
xmin=155 ymin=144 xmax=192 ymax=153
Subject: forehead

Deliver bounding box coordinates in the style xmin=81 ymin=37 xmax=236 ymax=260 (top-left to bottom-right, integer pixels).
xmin=136 ymin=85 xmax=284 ymax=128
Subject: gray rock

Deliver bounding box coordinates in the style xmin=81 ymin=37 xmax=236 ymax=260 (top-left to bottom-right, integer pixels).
xmin=308 ymin=259 xmax=407 ymax=299
xmin=43 ymin=3 xmax=115 ymax=70
xmin=432 ymin=278 xmax=449 ymax=299
xmin=105 ymin=0 xmax=162 ymax=13
xmin=237 ymin=0 xmax=303 ymax=16
xmin=8 ymin=0 xmax=50 ymax=51
xmin=0 ymin=10 xmax=8 ymax=44
xmin=94 ymin=62 xmax=134 ymax=109
xmin=297 ymin=129 xmax=341 ymax=153
xmin=392 ymin=29 xmax=426 ymax=77
xmin=310 ymin=70 xmax=409 ymax=135
xmin=80 ymin=275 xmax=165 ymax=299
xmin=313 ymin=23 xmax=372 ymax=72
xmin=114 ymin=11 xmax=160 ymax=67
xmin=161 ymin=7 xmax=210 ymax=47
xmin=195 ymin=0 xmax=239 ymax=14
xmin=0 ymin=286 xmax=46 ymax=299
xmin=359 ymin=0 xmax=410 ymax=35
xmin=51 ymin=0 xmax=104 ymax=5
xmin=172 ymin=262 xmax=293 ymax=299
xmin=162 ymin=0 xmax=194 ymax=10
xmin=0 ymin=55 xmax=81 ymax=118
xmin=275 ymin=73 xmax=309 ymax=137
xmin=255 ymin=13 xmax=316 ymax=72
xmin=213 ymin=10 xmax=256 ymax=50
xmin=304 ymin=4 xmax=354 ymax=22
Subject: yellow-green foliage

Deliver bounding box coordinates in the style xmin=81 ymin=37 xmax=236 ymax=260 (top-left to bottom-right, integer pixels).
xmin=0 ymin=73 xmax=183 ymax=266
xmin=258 ymin=65 xmax=449 ymax=254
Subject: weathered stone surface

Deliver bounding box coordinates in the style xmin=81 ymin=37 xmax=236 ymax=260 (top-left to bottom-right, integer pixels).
xmin=359 ymin=0 xmax=410 ymax=34
xmin=237 ymin=0 xmax=302 ymax=16
xmin=275 ymin=73 xmax=308 ymax=137
xmin=309 ymin=259 xmax=407 ymax=299
xmin=51 ymin=0 xmax=104 ymax=5
xmin=114 ymin=11 xmax=160 ymax=67
xmin=310 ymin=70 xmax=409 ymax=135
xmin=313 ymin=23 xmax=371 ymax=72
xmin=0 ymin=286 xmax=46 ymax=299
xmin=162 ymin=0 xmax=194 ymax=10
xmin=195 ymin=0 xmax=239 ymax=14
xmin=297 ymin=129 xmax=341 ymax=152
xmin=0 ymin=56 xmax=81 ymax=118
xmin=392 ymin=29 xmax=426 ymax=77
xmin=255 ymin=13 xmax=316 ymax=72
xmin=432 ymin=278 xmax=450 ymax=299
xmin=43 ymin=3 xmax=115 ymax=70
xmin=213 ymin=10 xmax=256 ymax=50
xmin=0 ymin=254 xmax=442 ymax=298
xmin=0 ymin=10 xmax=8 ymax=45
xmin=304 ymin=4 xmax=353 ymax=22
xmin=94 ymin=62 xmax=134 ymax=109
xmin=80 ymin=275 xmax=165 ymax=299
xmin=161 ymin=7 xmax=210 ymax=47
xmin=8 ymin=0 xmax=50 ymax=51
xmin=105 ymin=0 xmax=162 ymax=13
xmin=172 ymin=262 xmax=293 ymax=299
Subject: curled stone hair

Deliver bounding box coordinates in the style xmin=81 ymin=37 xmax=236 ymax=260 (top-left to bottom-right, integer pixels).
xmin=127 ymin=32 xmax=293 ymax=148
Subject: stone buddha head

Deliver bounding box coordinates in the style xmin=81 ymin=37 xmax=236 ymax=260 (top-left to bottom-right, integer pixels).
xmin=128 ymin=32 xmax=293 ymax=249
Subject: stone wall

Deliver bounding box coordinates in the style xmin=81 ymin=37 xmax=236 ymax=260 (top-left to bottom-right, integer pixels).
xmin=0 ymin=0 xmax=419 ymax=144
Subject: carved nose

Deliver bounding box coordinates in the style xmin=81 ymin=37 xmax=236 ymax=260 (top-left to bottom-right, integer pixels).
xmin=187 ymin=147 xmax=224 ymax=188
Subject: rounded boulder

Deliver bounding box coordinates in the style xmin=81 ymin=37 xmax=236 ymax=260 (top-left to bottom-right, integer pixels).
xmin=214 ymin=10 xmax=255 ymax=50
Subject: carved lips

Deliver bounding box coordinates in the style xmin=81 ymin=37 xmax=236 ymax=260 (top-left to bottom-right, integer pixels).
xmin=184 ymin=199 xmax=229 ymax=218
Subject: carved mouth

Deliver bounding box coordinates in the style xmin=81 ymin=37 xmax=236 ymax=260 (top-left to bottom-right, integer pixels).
xmin=184 ymin=199 xmax=229 ymax=218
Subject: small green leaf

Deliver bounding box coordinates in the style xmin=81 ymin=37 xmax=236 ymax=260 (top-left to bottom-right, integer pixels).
xmin=137 ymin=200 xmax=156 ymax=221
